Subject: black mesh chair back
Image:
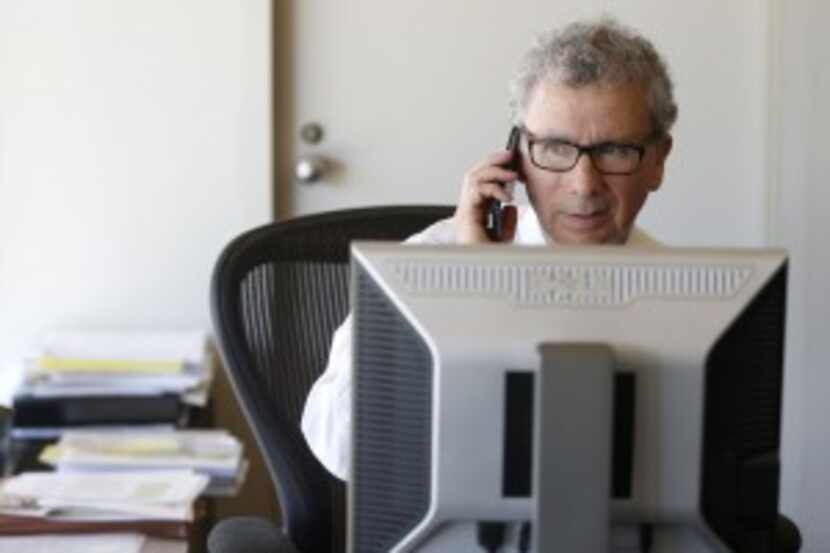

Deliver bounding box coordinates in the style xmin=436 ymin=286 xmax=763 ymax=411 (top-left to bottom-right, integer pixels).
xmin=210 ymin=205 xmax=454 ymax=553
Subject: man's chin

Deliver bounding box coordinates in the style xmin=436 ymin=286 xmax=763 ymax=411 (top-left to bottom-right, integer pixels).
xmin=549 ymin=226 xmax=624 ymax=246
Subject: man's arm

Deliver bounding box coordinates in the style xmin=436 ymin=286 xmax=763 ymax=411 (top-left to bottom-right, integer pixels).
xmin=301 ymin=315 xmax=354 ymax=480
xmin=300 ymin=145 xmax=522 ymax=480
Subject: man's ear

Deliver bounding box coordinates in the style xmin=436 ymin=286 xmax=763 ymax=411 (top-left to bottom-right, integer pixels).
xmin=648 ymin=135 xmax=673 ymax=192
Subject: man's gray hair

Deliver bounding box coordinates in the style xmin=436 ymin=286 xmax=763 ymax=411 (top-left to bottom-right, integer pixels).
xmin=509 ymin=17 xmax=678 ymax=136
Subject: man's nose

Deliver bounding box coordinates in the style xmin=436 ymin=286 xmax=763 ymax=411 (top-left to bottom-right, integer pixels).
xmin=566 ymin=153 xmax=605 ymax=196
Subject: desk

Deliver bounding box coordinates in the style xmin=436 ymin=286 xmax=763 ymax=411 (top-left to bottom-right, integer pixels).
xmin=0 ymin=535 xmax=187 ymax=553
xmin=144 ymin=538 xmax=188 ymax=553
xmin=0 ymin=365 xmax=278 ymax=553
xmin=1 ymin=441 xmax=213 ymax=553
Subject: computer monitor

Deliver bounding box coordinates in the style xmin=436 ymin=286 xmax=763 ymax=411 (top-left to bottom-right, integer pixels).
xmin=348 ymin=242 xmax=788 ymax=553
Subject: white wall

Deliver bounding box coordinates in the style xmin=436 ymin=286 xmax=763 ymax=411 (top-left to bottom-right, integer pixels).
xmin=0 ymin=1 xmax=271 ymax=387
xmin=772 ymin=1 xmax=830 ymax=550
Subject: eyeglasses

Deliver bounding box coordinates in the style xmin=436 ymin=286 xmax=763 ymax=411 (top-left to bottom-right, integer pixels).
xmin=519 ymin=127 xmax=659 ymax=176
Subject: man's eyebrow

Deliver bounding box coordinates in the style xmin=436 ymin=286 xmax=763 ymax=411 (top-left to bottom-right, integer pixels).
xmin=525 ymin=130 xmax=646 ymax=145
xmin=523 ymin=130 xmax=573 ymax=142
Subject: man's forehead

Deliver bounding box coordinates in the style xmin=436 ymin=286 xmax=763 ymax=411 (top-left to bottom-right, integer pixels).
xmin=523 ymin=80 xmax=652 ymax=140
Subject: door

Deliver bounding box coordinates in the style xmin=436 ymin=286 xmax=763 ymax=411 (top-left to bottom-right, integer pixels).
xmin=279 ymin=0 xmax=770 ymax=248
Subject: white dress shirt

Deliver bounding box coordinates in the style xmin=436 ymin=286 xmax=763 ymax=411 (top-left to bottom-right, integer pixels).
xmin=301 ymin=205 xmax=660 ymax=480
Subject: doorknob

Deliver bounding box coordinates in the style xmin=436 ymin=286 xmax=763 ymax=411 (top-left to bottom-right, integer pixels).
xmin=294 ymin=155 xmax=328 ymax=183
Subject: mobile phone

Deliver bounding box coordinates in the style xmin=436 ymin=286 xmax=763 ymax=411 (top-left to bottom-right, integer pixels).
xmin=485 ymin=126 xmax=520 ymax=241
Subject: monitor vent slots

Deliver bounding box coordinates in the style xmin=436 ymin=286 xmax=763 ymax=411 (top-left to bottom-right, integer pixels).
xmin=352 ymin=265 xmax=434 ymax=553
xmin=390 ymin=260 xmax=752 ymax=307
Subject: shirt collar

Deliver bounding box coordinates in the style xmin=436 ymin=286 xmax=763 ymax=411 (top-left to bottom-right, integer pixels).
xmin=514 ymin=205 xmax=661 ymax=248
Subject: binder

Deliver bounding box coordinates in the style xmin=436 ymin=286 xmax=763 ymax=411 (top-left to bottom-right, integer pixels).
xmin=12 ymin=394 xmax=183 ymax=429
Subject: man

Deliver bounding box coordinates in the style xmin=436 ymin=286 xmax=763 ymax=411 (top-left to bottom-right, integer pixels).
xmin=302 ymin=16 xmax=676 ymax=481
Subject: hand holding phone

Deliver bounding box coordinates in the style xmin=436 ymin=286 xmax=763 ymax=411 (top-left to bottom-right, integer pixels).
xmin=454 ymin=127 xmax=520 ymax=244
xmin=485 ymin=126 xmax=520 ymax=241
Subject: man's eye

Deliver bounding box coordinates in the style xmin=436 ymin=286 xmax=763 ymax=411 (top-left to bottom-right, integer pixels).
xmin=596 ymin=143 xmax=635 ymax=158
xmin=540 ymin=141 xmax=574 ymax=157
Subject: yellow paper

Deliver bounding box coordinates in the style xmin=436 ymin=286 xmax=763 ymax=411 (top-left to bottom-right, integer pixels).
xmin=38 ymin=444 xmax=61 ymax=466
xmin=40 ymin=437 xmax=182 ymax=464
xmin=35 ymin=355 xmax=184 ymax=374
xmin=87 ymin=436 xmax=181 ymax=457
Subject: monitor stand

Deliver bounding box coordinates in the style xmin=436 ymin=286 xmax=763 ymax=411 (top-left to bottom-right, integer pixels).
xmin=534 ymin=343 xmax=614 ymax=553
xmin=533 ymin=344 xmax=760 ymax=553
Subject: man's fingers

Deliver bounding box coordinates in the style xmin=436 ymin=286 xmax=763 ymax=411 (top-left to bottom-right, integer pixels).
xmin=482 ymin=148 xmax=515 ymax=167
xmin=467 ymin=149 xmax=516 ymax=174
xmin=471 ymin=165 xmax=518 ymax=187
xmin=461 ymin=166 xmax=518 ymax=207
xmin=455 ymin=148 xmax=522 ymax=244
xmin=476 ymin=181 xmax=513 ymax=204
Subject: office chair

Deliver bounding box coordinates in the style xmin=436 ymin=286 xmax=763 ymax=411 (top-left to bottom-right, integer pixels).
xmin=207 ymin=205 xmax=454 ymax=553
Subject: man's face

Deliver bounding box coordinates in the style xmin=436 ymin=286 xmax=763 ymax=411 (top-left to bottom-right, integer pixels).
xmin=520 ymin=80 xmax=672 ymax=245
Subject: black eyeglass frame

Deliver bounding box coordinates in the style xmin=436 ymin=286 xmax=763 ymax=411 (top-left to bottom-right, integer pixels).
xmin=515 ymin=126 xmax=661 ymax=176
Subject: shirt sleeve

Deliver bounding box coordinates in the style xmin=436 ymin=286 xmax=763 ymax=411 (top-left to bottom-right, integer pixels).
xmin=301 ymin=314 xmax=354 ymax=481
xmin=300 ymin=215 xmax=456 ymax=480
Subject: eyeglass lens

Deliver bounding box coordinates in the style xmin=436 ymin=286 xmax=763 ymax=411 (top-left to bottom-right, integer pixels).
xmin=530 ymin=140 xmax=643 ymax=174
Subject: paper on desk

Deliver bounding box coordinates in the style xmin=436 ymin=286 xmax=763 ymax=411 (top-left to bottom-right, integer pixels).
xmin=0 ymin=533 xmax=145 ymax=553
xmin=36 ymin=330 xmax=209 ymax=363
xmin=11 ymin=424 xmax=177 ymax=442
xmin=21 ymin=371 xmax=204 ymax=397
xmin=35 ymin=357 xmax=185 ymax=374
xmin=0 ymin=470 xmax=208 ymax=521
xmin=0 ymin=362 xmax=22 ymax=409
xmin=45 ymin=429 xmax=244 ymax=477
xmin=19 ymin=330 xmax=215 ymax=406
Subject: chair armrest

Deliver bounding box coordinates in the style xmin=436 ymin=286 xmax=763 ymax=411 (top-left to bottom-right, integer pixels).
xmin=207 ymin=516 xmax=298 ymax=553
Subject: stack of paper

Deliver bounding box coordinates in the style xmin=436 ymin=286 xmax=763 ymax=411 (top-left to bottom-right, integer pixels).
xmin=20 ymin=330 xmax=215 ymax=404
xmin=12 ymin=330 xmax=216 ymax=438
xmin=0 ymin=470 xmax=209 ymax=523
xmin=0 ymin=533 xmax=146 ymax=553
xmin=41 ymin=429 xmax=249 ymax=497
xmin=24 ymin=356 xmax=205 ymax=399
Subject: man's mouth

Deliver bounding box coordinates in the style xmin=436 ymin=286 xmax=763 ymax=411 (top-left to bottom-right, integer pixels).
xmin=561 ymin=208 xmax=611 ymax=230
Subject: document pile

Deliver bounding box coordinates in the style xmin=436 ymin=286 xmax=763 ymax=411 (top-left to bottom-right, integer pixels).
xmin=40 ymin=429 xmax=249 ymax=497
xmin=0 ymin=470 xmax=208 ymax=538
xmin=0 ymin=533 xmax=146 ymax=553
xmin=12 ymin=330 xmax=215 ymax=438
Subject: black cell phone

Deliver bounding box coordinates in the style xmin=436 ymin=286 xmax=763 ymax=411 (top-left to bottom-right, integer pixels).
xmin=485 ymin=126 xmax=520 ymax=241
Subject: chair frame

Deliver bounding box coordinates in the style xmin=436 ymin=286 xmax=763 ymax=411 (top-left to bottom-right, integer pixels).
xmin=209 ymin=205 xmax=453 ymax=553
